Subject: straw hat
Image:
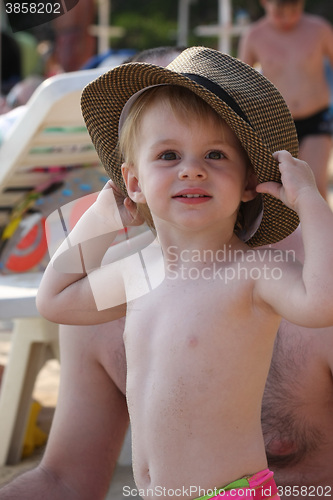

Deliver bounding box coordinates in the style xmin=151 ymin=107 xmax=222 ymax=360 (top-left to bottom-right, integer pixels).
xmin=81 ymin=46 xmax=299 ymax=246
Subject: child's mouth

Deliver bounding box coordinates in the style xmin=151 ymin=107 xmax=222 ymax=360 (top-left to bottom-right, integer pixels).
xmin=178 ymin=194 xmax=209 ymax=198
xmin=173 ymin=191 xmax=212 ymax=203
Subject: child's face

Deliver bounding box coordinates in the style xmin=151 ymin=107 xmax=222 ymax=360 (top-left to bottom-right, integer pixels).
xmin=123 ymin=99 xmax=256 ymax=234
xmin=262 ymin=0 xmax=304 ymax=31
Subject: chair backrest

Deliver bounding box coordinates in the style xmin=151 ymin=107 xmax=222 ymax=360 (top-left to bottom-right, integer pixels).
xmin=0 ymin=68 xmax=105 ymax=226
xmin=0 ymin=68 xmax=108 ymax=273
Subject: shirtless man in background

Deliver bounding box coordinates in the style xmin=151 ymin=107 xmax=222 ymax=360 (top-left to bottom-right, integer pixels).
xmin=262 ymin=320 xmax=333 ymax=495
xmin=261 ymin=228 xmax=333 ymax=497
xmin=52 ymin=0 xmax=96 ymax=72
xmin=238 ymin=0 xmax=333 ymax=198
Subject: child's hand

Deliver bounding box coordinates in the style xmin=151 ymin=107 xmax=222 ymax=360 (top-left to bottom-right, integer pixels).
xmin=94 ymin=180 xmax=144 ymax=227
xmin=110 ymin=180 xmax=145 ymax=227
xmin=256 ymin=150 xmax=318 ymax=211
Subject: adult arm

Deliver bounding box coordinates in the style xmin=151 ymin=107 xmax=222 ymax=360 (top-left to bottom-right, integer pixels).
xmin=237 ymin=26 xmax=257 ymax=67
xmin=0 ymin=321 xmax=129 ymax=500
xmin=321 ymin=18 xmax=333 ymax=68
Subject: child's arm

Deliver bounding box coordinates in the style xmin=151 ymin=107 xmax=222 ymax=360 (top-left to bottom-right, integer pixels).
xmin=255 ymin=150 xmax=333 ymax=327
xmin=36 ymin=180 xmax=144 ymax=325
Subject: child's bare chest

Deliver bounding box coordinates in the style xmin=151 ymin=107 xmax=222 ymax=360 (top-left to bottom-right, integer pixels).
xmin=124 ymin=274 xmax=255 ymax=372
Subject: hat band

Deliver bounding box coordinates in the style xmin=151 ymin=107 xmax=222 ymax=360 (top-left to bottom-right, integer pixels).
xmin=182 ymin=73 xmax=250 ymax=125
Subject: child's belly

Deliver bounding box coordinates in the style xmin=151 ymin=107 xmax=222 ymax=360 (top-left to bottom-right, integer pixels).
xmin=124 ymin=297 xmax=272 ymax=497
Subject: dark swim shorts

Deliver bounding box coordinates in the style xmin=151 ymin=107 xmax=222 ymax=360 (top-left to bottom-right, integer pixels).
xmin=294 ymin=107 xmax=333 ymax=142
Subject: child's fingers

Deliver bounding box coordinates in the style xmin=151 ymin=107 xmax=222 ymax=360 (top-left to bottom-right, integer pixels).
xmin=106 ymin=180 xmax=127 ymax=209
xmin=108 ymin=179 xmax=124 ymax=196
xmin=272 ymin=150 xmax=292 ymax=161
xmin=273 ymin=150 xmax=317 ymax=187
xmin=102 ymin=179 xmax=115 ymax=190
xmin=124 ymin=197 xmax=137 ymax=219
xmin=256 ymin=181 xmax=283 ymax=200
xmin=124 ymin=198 xmax=145 ymax=226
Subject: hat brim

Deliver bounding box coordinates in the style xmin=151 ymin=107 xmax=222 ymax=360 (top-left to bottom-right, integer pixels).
xmin=81 ymin=61 xmax=299 ymax=247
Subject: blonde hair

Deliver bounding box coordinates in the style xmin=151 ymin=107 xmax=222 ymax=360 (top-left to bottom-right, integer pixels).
xmin=119 ymin=85 xmax=254 ymax=232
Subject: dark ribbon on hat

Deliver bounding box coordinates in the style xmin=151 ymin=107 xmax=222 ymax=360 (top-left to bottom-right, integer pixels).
xmin=182 ymin=73 xmax=250 ymax=125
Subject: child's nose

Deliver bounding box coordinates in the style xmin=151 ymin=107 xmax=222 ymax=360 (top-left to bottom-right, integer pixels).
xmin=178 ymin=159 xmax=207 ymax=180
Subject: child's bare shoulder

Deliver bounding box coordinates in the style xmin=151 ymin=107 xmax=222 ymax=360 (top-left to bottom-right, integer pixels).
xmin=241 ymin=246 xmax=299 ymax=278
xmin=249 ymin=245 xmax=297 ymax=263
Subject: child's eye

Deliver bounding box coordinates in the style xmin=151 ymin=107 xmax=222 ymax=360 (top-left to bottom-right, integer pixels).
xmin=160 ymin=151 xmax=179 ymax=161
xmin=206 ymin=151 xmax=225 ymax=160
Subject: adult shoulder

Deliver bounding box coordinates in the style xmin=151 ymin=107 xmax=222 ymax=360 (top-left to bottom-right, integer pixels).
xmin=303 ymin=13 xmax=332 ymax=30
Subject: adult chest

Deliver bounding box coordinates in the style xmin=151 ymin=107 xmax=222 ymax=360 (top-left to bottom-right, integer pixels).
xmin=262 ymin=322 xmax=333 ymax=484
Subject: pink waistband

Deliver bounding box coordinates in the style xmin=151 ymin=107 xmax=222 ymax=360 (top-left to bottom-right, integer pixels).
xmin=248 ymin=469 xmax=279 ymax=499
xmin=195 ymin=469 xmax=280 ymax=500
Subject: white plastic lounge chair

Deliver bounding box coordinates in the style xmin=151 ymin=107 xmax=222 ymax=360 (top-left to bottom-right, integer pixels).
xmin=0 ymin=67 xmax=106 ymax=466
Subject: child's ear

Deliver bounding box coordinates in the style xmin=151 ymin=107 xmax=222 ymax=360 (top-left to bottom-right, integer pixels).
xmin=121 ymin=163 xmax=146 ymax=204
xmin=242 ymin=170 xmax=258 ymax=202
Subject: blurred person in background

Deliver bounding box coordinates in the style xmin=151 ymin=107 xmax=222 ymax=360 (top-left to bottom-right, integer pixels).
xmin=238 ymin=0 xmax=333 ymax=199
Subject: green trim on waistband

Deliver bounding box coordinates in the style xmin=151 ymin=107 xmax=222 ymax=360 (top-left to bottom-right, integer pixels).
xmin=194 ymin=476 xmax=250 ymax=500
